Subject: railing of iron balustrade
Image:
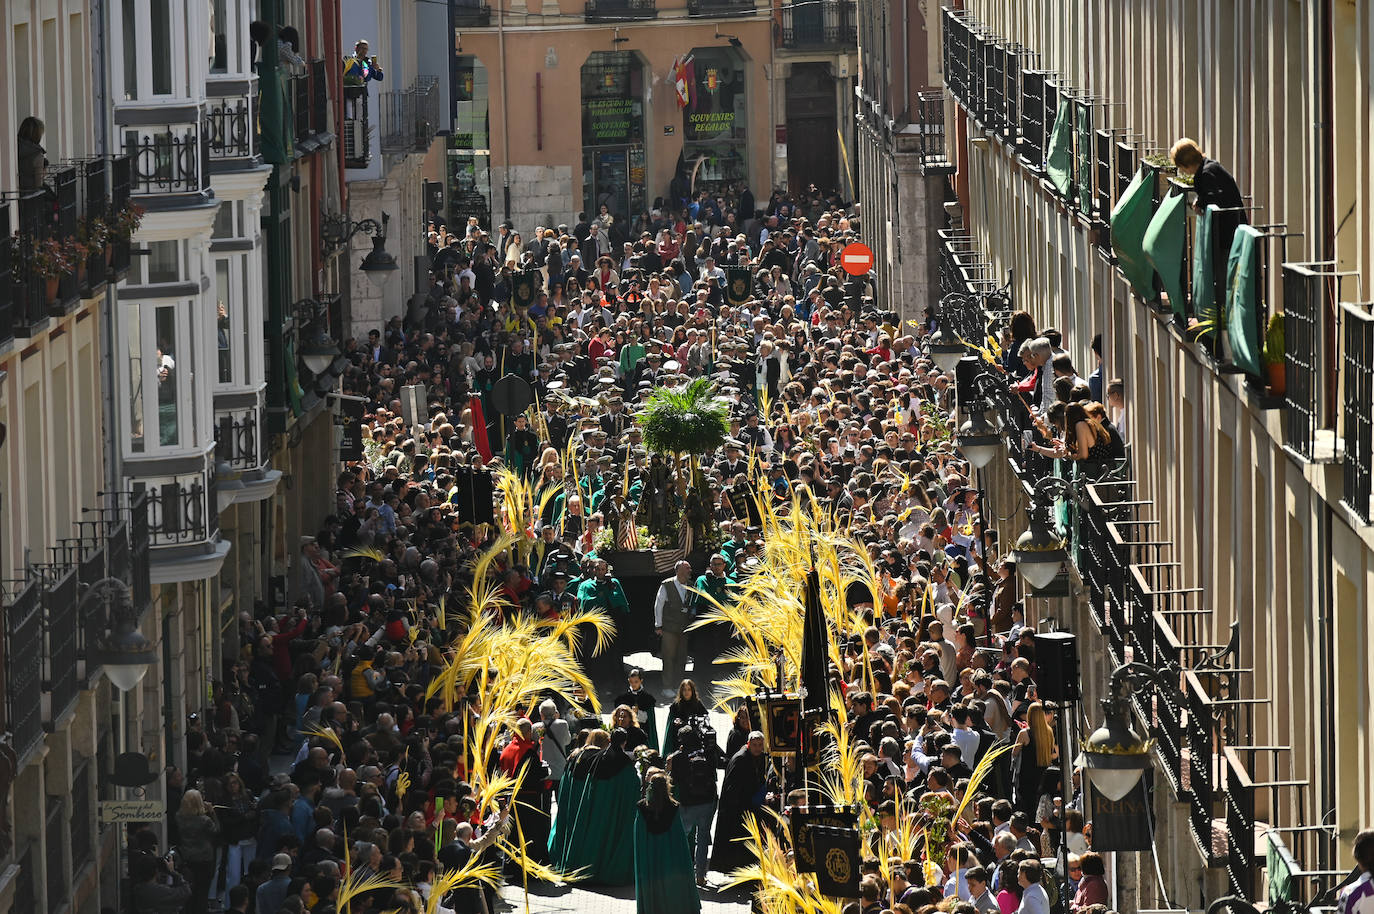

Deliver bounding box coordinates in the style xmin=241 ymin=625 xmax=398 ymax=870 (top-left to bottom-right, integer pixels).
xmin=1342 ymin=302 xmax=1374 ymax=523
xmin=1223 ymin=748 xmax=1257 ymax=900
xmin=310 ymin=58 xmax=329 ymax=135
xmin=42 ymin=565 xmax=80 ymax=727
xmin=4 ymin=579 xmax=44 ymax=760
xmin=1018 ymin=70 xmax=1047 ymax=168
xmin=207 ymin=96 xmax=257 ymax=160
xmin=1074 ymin=99 xmax=1093 ymax=213
xmin=1282 ymin=264 xmax=1321 ymax=458
xmin=110 ymin=154 xmax=132 ymax=273
xmin=48 ymin=163 xmax=80 ymax=308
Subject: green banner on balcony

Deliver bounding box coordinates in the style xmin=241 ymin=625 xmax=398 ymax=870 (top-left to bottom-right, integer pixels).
xmin=1110 ymin=167 xmax=1157 ymax=302
xmin=1192 ymin=205 xmax=1216 ymax=321
xmin=1142 ymin=190 xmax=1187 ymax=319
xmin=1225 ymin=224 xmax=1264 ymax=376
xmin=1045 ymin=98 xmax=1074 ymax=197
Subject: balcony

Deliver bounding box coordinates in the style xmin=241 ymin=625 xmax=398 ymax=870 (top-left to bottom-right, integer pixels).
xmin=292 ymin=72 xmax=312 ymax=146
xmin=214 ymin=403 xmax=282 ymax=504
xmin=122 ymin=124 xmax=210 ymax=198
xmin=1343 ymin=302 xmax=1374 ymax=523
xmin=451 ymin=0 xmax=492 ymax=25
xmin=3 ymin=578 xmax=43 ymax=762
xmin=780 ymin=0 xmax=855 ymax=49
xmin=207 ymin=95 xmax=259 ymax=164
xmin=380 ymin=78 xmax=441 ymax=154
xmin=584 ymin=0 xmax=658 ymax=21
xmin=894 ymin=91 xmax=953 ymax=174
xmin=344 ymin=85 xmax=372 ymax=168
xmin=688 ymin=0 xmax=755 ymax=17
xmin=310 ymin=58 xmax=329 ymax=136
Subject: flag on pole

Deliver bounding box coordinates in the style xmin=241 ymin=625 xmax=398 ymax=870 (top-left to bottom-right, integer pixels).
xmin=672 ymin=56 xmax=694 ymax=109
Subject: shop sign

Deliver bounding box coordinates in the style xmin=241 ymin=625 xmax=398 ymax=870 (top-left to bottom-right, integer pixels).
xmin=585 ymin=97 xmax=636 ymax=145
xmin=685 ymin=110 xmax=735 ymax=141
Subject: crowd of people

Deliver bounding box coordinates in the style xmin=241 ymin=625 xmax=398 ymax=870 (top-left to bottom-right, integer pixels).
xmin=131 ymin=178 xmax=1134 ymax=914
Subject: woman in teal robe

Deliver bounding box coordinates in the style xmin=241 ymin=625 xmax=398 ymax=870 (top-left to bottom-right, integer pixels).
xmin=633 ymin=772 xmax=701 ymax=914
xmin=546 ymin=729 xmax=639 ymax=885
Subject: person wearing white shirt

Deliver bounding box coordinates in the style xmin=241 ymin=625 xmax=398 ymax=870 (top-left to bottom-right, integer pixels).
xmin=1017 ymin=860 xmax=1051 ymax=914
xmin=653 ymin=561 xmax=696 ymax=698
xmin=943 ymin=844 xmax=974 ymax=900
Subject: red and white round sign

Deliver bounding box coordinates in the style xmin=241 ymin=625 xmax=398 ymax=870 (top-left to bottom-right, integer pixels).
xmin=840 ymin=242 xmax=874 ymax=276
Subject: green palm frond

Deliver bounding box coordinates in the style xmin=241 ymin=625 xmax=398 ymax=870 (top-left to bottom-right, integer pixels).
xmin=636 ymin=377 xmax=730 ymax=456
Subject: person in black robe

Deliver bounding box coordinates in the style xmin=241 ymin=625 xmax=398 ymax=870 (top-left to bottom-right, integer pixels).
xmin=1171 ymin=138 xmax=1247 ymax=313
xmin=709 ymin=731 xmax=770 ymax=875
xmin=614 ymin=669 xmax=660 ymax=752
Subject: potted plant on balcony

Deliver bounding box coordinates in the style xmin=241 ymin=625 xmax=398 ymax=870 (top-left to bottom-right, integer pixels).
xmin=77 ymin=213 xmax=110 ymax=271
xmin=1262 ymin=311 xmax=1286 ymax=396
xmin=111 ymin=200 xmax=146 ymax=242
xmin=29 ymin=235 xmax=75 ymax=302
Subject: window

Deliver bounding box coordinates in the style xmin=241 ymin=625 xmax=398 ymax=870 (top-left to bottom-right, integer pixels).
xmin=154 ymin=306 xmax=180 ymax=447
xmin=212 ymin=201 xmax=235 ymax=239
xmin=147 ymin=241 xmax=180 ymax=283
xmin=150 ymin=0 xmax=172 ymax=94
xmin=210 ymin=0 xmax=229 ymax=72
xmin=215 ymin=259 xmax=232 ymax=383
xmin=121 ymin=0 xmax=137 ymax=99
xmin=127 ymin=310 xmax=145 ymax=453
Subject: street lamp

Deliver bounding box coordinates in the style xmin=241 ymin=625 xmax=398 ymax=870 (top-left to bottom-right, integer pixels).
xmin=1011 ymin=477 xmax=1071 ymax=591
xmin=320 ymin=210 xmax=399 ymax=289
xmin=84 ymin=578 xmax=156 ymax=692
xmin=299 ymin=337 xmax=341 ymax=376
xmin=956 ymin=408 xmax=1001 ymax=469
xmin=928 ymin=322 xmax=964 ymax=374
xmin=1081 ymin=662 xmax=1160 ymax=800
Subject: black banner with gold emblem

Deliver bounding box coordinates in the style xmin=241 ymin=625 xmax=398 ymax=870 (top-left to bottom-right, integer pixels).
xmin=337 ymin=396 xmax=365 ymax=461
xmin=789 ymin=806 xmax=857 ymax=874
xmin=810 ymin=824 xmax=860 ymax=897
xmin=725 ymin=266 xmax=753 ymax=307
xmin=512 ymin=268 xmax=541 ymax=310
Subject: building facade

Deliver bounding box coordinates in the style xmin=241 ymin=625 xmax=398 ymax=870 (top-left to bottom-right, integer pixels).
xmin=853 ymin=0 xmax=950 ymax=317
xmin=929 ymin=0 xmax=1374 ymax=909
xmin=340 ymin=0 xmax=445 ymax=333
xmin=437 ymin=0 xmax=774 ymax=233
xmin=772 ymin=0 xmax=857 ymax=198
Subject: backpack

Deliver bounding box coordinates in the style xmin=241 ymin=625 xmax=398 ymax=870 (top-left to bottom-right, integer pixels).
xmin=680 ymin=749 xmax=718 ymax=806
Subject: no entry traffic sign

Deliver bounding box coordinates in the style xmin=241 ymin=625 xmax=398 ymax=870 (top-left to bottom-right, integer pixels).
xmin=840 ymin=242 xmax=874 ymax=276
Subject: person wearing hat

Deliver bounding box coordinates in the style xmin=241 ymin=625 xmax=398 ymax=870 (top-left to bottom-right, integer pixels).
xmin=255 ymin=853 xmax=295 ymax=914
xmin=600 ymin=394 xmax=630 ymax=441
xmin=716 ymin=439 xmax=747 ymax=479
xmin=504 ymin=413 xmax=540 ymax=480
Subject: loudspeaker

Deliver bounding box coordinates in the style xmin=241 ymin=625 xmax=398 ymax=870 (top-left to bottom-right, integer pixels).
xmin=1033 ymin=631 xmax=1081 ymax=702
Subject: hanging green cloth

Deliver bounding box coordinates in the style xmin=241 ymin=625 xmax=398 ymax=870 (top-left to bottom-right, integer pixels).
xmin=1045 ymin=98 xmax=1075 ymax=197
xmin=1192 ymin=205 xmax=1217 ymax=321
xmin=1110 ymin=167 xmax=1157 ymax=302
xmin=1143 ymin=191 xmax=1188 ymax=319
xmin=1225 ymin=225 xmax=1265 ymax=376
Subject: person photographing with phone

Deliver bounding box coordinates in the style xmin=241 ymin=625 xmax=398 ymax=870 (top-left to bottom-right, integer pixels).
xmin=342 ymin=39 xmax=384 ymax=86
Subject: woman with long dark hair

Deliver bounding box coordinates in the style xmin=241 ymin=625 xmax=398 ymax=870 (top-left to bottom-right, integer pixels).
xmin=633 ymin=771 xmax=701 ymax=914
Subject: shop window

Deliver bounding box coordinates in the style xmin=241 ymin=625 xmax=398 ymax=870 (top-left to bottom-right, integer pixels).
xmin=449 ymin=55 xmax=493 ymax=229
xmin=681 ymin=47 xmax=748 ymax=192
xmin=580 ymin=51 xmax=645 ymax=229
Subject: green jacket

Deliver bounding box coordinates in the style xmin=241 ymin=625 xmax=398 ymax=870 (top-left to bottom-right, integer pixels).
xmin=577 ymin=576 xmax=630 ymax=615
xmin=694 ymin=572 xmax=735 ymax=607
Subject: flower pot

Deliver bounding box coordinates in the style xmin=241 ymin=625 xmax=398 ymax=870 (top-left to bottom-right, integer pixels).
xmin=1267 ymin=362 xmax=1286 ymax=397
xmin=45 ymin=276 xmax=59 ymax=302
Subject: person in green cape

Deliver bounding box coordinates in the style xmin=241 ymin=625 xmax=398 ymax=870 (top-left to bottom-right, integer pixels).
xmin=633 ymin=771 xmax=702 ymax=914
xmin=546 ymin=727 xmax=640 ymax=885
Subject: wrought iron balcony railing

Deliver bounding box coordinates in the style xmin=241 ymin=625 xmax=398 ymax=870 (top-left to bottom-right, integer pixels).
xmin=293 ymin=73 xmax=312 ymax=145
xmin=215 ymin=408 xmax=263 ymax=471
xmin=123 ymin=124 xmax=209 ymax=196
xmin=380 ymin=77 xmax=440 ymax=154
xmin=687 ymin=0 xmax=755 ymax=16
xmin=780 ymin=0 xmax=855 ymax=48
xmin=344 ymin=85 xmax=371 ymax=168
xmin=310 ymin=59 xmax=329 ymax=136
xmin=1342 ymin=302 xmax=1374 ymax=524
xmin=141 ymin=478 xmax=219 ymax=547
xmin=3 ymin=578 xmax=43 ymax=761
xmin=452 ymin=0 xmax=492 ymax=25
xmin=207 ymin=96 xmax=258 ymax=161
xmin=585 ymin=0 xmax=658 ymax=20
